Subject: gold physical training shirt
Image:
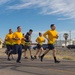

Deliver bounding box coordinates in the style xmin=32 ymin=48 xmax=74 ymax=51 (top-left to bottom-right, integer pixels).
xmin=43 ymin=30 xmax=58 ymax=44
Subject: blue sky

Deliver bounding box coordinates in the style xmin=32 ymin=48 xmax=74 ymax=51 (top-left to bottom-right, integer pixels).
xmin=0 ymin=0 xmax=75 ymax=42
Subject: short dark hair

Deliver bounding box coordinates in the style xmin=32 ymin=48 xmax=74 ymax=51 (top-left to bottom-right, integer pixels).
xmin=17 ymin=26 xmax=21 ymax=29
xmin=9 ymin=29 xmax=12 ymax=31
xmin=23 ymin=33 xmax=24 ymax=36
xmin=50 ymin=24 xmax=55 ymax=28
xmin=39 ymin=32 xmax=41 ymax=35
xmin=29 ymin=29 xmax=33 ymax=32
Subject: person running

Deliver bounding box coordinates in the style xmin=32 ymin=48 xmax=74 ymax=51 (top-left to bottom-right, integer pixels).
xmin=24 ymin=29 xmax=34 ymax=60
xmin=21 ymin=33 xmax=25 ymax=50
xmin=8 ymin=26 xmax=25 ymax=63
xmin=5 ymin=29 xmax=14 ymax=61
xmin=34 ymin=32 xmax=45 ymax=59
xmin=21 ymin=33 xmax=26 ymax=57
xmin=40 ymin=24 xmax=60 ymax=63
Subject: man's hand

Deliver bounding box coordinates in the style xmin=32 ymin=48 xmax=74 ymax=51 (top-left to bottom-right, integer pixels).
xmin=16 ymin=38 xmax=20 ymax=40
xmin=56 ymin=35 xmax=59 ymax=39
xmin=46 ymin=38 xmax=49 ymax=41
xmin=30 ymin=41 xmax=32 ymax=43
xmin=43 ymin=40 xmax=45 ymax=42
xmin=22 ymin=38 xmax=26 ymax=40
xmin=13 ymin=38 xmax=20 ymax=40
xmin=5 ymin=38 xmax=11 ymax=41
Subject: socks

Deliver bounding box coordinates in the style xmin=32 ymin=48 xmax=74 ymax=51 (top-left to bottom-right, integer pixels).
xmin=42 ymin=54 xmax=45 ymax=57
xmin=54 ymin=57 xmax=57 ymax=62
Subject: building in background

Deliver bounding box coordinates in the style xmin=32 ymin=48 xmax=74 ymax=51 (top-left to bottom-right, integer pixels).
xmin=0 ymin=38 xmax=3 ymax=48
xmin=55 ymin=39 xmax=75 ymax=47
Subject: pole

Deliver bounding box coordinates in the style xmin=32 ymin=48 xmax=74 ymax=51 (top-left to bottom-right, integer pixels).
xmin=60 ymin=34 xmax=61 ymax=46
xmin=70 ymin=31 xmax=71 ymax=41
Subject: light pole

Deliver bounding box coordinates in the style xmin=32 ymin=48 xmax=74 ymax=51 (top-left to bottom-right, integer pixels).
xmin=69 ymin=31 xmax=71 ymax=41
xmin=59 ymin=34 xmax=61 ymax=46
xmin=63 ymin=33 xmax=69 ymax=47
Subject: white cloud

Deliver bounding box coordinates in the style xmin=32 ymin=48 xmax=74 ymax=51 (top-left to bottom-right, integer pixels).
xmin=0 ymin=0 xmax=10 ymax=5
xmin=7 ymin=0 xmax=75 ymax=20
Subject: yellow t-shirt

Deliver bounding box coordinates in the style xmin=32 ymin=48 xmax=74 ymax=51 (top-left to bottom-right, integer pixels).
xmin=12 ymin=31 xmax=23 ymax=45
xmin=36 ymin=36 xmax=45 ymax=45
xmin=43 ymin=30 xmax=58 ymax=44
xmin=5 ymin=33 xmax=13 ymax=45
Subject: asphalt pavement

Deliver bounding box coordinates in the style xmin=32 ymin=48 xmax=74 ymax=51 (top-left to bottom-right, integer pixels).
xmin=0 ymin=56 xmax=75 ymax=75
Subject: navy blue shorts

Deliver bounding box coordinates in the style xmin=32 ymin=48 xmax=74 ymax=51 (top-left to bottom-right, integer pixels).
xmin=37 ymin=44 xmax=42 ymax=49
xmin=48 ymin=44 xmax=55 ymax=50
xmin=24 ymin=45 xmax=31 ymax=51
xmin=6 ymin=44 xmax=13 ymax=51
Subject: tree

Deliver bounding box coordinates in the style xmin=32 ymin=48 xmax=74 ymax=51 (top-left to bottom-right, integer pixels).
xmin=63 ymin=33 xmax=69 ymax=47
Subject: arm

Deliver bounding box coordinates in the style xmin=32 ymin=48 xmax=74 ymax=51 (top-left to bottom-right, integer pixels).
xmin=55 ymin=31 xmax=59 ymax=39
xmin=12 ymin=38 xmax=20 ymax=40
xmin=5 ymin=35 xmax=9 ymax=41
xmin=43 ymin=31 xmax=49 ymax=41
xmin=25 ymin=34 xmax=31 ymax=42
xmin=22 ymin=35 xmax=26 ymax=41
xmin=56 ymin=35 xmax=59 ymax=39
xmin=43 ymin=39 xmax=45 ymax=42
xmin=12 ymin=33 xmax=20 ymax=40
xmin=36 ymin=38 xmax=38 ymax=42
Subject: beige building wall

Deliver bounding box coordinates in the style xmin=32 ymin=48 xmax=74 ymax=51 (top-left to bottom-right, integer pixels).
xmin=0 ymin=44 xmax=3 ymax=48
xmin=0 ymin=38 xmax=3 ymax=48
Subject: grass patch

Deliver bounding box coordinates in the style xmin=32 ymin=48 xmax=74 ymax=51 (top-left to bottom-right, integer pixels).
xmin=63 ymin=57 xmax=73 ymax=60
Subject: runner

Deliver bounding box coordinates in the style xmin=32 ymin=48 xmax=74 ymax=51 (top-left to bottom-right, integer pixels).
xmin=5 ymin=29 xmax=14 ymax=61
xmin=8 ymin=26 xmax=25 ymax=63
xmin=21 ymin=33 xmax=26 ymax=58
xmin=40 ymin=24 xmax=60 ymax=63
xmin=34 ymin=32 xmax=45 ymax=59
xmin=21 ymin=33 xmax=25 ymax=50
xmin=24 ymin=29 xmax=34 ymax=60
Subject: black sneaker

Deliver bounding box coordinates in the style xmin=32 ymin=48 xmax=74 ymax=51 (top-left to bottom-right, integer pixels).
xmin=24 ymin=57 xmax=28 ymax=59
xmin=16 ymin=61 xmax=21 ymax=63
xmin=5 ymin=50 xmax=8 ymax=55
xmin=40 ymin=56 xmax=44 ymax=62
xmin=34 ymin=56 xmax=37 ymax=59
xmin=8 ymin=58 xmax=11 ymax=61
xmin=31 ymin=56 xmax=34 ymax=60
xmin=55 ymin=60 xmax=60 ymax=63
xmin=38 ymin=56 xmax=41 ymax=59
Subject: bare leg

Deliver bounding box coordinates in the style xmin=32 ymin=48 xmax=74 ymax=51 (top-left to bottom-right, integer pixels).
xmin=11 ymin=54 xmax=14 ymax=60
xmin=8 ymin=51 xmax=11 ymax=61
xmin=23 ymin=50 xmax=28 ymax=59
xmin=35 ymin=49 xmax=40 ymax=56
xmin=38 ymin=48 xmax=43 ymax=57
xmin=29 ymin=49 xmax=34 ymax=60
xmin=34 ymin=49 xmax=40 ymax=59
xmin=43 ymin=49 xmax=50 ymax=55
xmin=53 ymin=49 xmax=56 ymax=57
xmin=53 ymin=48 xmax=60 ymax=63
xmin=23 ymin=50 xmax=26 ymax=57
xmin=29 ymin=50 xmax=32 ymax=56
xmin=40 ymin=49 xmax=50 ymax=62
